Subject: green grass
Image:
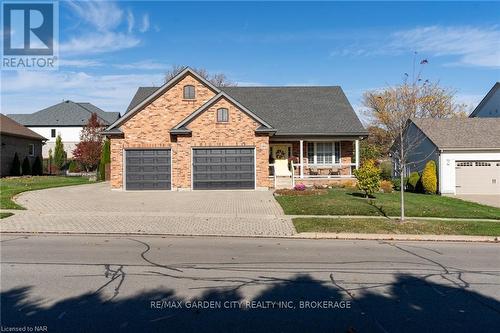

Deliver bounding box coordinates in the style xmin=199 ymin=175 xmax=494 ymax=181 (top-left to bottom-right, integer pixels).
xmin=293 ymin=217 xmax=500 ymax=236
xmin=276 ymin=188 xmax=500 ymax=220
xmin=0 ymin=176 xmax=92 ymax=210
xmin=0 ymin=212 xmax=13 ymax=219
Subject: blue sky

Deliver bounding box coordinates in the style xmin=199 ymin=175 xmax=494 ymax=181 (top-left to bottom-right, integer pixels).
xmin=2 ymin=1 xmax=499 ymax=120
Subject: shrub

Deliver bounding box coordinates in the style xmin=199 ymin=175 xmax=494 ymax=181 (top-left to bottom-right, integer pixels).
xmin=341 ymin=179 xmax=358 ymax=189
xmin=68 ymin=160 xmax=81 ymax=173
xmin=99 ymin=139 xmax=111 ymax=181
xmin=10 ymin=153 xmax=21 ymax=176
xmin=53 ymin=135 xmax=66 ymax=170
xmin=294 ymin=183 xmax=306 ymax=191
xmin=353 ymin=159 xmax=381 ymax=198
xmin=422 ymin=160 xmax=437 ymax=194
xmin=21 ymin=156 xmax=31 ymax=175
xmin=407 ymin=172 xmax=421 ymax=192
xmin=392 ymin=177 xmax=408 ymax=191
xmin=379 ymin=161 xmax=392 ymax=180
xmin=274 ymin=188 xmax=327 ymax=196
xmin=380 ymin=180 xmax=394 ymax=193
xmin=32 ymin=156 xmax=43 ymax=175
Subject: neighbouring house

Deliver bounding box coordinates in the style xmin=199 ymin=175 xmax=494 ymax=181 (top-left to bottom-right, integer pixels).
xmin=7 ymin=101 xmax=120 ymax=158
xmin=102 ymin=67 xmax=367 ymax=190
xmin=396 ymin=118 xmax=500 ymax=195
xmin=469 ymin=82 xmax=499 ymax=118
xmin=0 ymin=114 xmax=46 ymax=176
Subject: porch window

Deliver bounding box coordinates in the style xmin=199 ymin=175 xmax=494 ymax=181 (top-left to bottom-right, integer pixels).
xmin=307 ymin=142 xmax=341 ymax=165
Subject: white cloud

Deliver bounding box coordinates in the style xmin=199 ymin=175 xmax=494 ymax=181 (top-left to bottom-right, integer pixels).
xmin=114 ymin=60 xmax=170 ymax=70
xmin=127 ymin=10 xmax=135 ymax=33
xmin=61 ymin=1 xmax=150 ymax=56
xmin=1 ymin=71 xmax=164 ymax=114
xmin=59 ymin=59 xmax=104 ymax=67
xmin=139 ymin=14 xmax=150 ymax=33
xmin=65 ymin=1 xmax=123 ymax=32
xmin=60 ymin=32 xmax=140 ymax=55
xmin=392 ymin=25 xmax=500 ymax=68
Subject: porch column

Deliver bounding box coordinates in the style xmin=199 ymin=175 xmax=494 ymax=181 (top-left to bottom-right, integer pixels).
xmin=355 ymin=139 xmax=360 ymax=169
xmin=299 ymin=140 xmax=304 ymax=178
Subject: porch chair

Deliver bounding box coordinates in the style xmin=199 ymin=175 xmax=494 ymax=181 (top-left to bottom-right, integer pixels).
xmin=309 ymin=167 xmax=319 ymax=176
xmin=274 ymin=159 xmax=292 ymax=177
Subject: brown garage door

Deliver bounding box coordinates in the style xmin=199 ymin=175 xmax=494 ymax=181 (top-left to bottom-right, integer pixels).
xmin=455 ymin=161 xmax=500 ymax=194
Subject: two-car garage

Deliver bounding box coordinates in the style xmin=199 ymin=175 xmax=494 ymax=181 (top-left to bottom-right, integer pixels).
xmin=124 ymin=148 xmax=255 ymax=190
xmin=455 ymin=161 xmax=500 ymax=195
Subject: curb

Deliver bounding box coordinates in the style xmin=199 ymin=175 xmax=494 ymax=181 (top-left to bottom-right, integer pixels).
xmin=1 ymin=230 xmax=498 ymax=243
xmin=293 ymin=232 xmax=499 ymax=242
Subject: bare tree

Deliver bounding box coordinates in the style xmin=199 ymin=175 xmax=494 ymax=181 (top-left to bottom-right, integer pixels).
xmin=164 ymin=65 xmax=237 ymax=87
xmin=363 ymin=56 xmax=466 ymax=221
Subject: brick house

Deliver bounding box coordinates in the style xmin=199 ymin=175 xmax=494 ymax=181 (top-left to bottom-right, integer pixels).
xmin=103 ymin=68 xmax=367 ymax=190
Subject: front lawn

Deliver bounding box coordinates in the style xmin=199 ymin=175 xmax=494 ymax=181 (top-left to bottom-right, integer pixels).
xmin=0 ymin=176 xmax=92 ymax=210
xmin=293 ymin=217 xmax=500 ymax=236
xmin=276 ymin=188 xmax=500 ymax=220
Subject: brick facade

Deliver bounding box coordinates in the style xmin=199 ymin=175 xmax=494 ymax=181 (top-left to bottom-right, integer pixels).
xmin=110 ymin=73 xmax=271 ymax=190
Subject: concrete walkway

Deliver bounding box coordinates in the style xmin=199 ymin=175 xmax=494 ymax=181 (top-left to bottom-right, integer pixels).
xmin=0 ymin=182 xmax=295 ymax=237
xmin=455 ymin=194 xmax=500 ymax=208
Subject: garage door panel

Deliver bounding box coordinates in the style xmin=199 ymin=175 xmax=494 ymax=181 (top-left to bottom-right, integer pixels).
xmin=455 ymin=161 xmax=500 ymax=195
xmin=193 ymin=148 xmax=255 ymax=190
xmin=125 ymin=149 xmax=171 ymax=190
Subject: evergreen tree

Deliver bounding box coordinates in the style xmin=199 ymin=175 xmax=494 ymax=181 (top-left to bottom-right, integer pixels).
xmin=10 ymin=153 xmax=21 ymax=176
xmin=21 ymin=156 xmax=31 ymax=175
xmin=54 ymin=135 xmax=66 ymax=170
xmin=32 ymin=156 xmax=43 ymax=176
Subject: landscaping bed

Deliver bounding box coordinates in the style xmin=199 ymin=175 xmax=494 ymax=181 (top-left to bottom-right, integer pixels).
xmin=293 ymin=217 xmax=500 ymax=236
xmin=276 ymin=188 xmax=500 ymax=219
xmin=0 ymin=176 xmax=93 ymax=210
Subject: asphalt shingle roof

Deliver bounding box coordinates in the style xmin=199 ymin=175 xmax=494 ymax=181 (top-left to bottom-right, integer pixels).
xmin=7 ymin=101 xmax=120 ymax=126
xmin=412 ymin=118 xmax=500 ymax=149
xmin=125 ymin=86 xmax=367 ymax=136
xmin=0 ymin=114 xmax=46 ymax=140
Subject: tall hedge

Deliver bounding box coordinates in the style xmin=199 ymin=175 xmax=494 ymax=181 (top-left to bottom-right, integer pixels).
xmin=422 ymin=160 xmax=437 ymax=194
xmin=10 ymin=153 xmax=21 ymax=176
xmin=21 ymin=156 xmax=31 ymax=175
xmin=99 ymin=139 xmax=111 ymax=181
xmin=53 ymin=134 xmax=66 ymax=170
xmin=32 ymin=156 xmax=43 ymax=175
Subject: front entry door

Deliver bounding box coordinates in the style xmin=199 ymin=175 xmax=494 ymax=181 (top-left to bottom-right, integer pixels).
xmin=271 ymin=144 xmax=291 ymax=160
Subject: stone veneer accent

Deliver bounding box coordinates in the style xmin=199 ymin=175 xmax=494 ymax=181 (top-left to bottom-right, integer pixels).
xmin=110 ymin=73 xmax=271 ymax=190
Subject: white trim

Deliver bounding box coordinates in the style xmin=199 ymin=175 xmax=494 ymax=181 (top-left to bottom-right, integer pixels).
xmin=254 ymin=147 xmax=257 ymax=190
xmin=355 ymin=139 xmax=360 ymax=170
xmin=299 ymin=139 xmax=304 ymax=179
xmin=122 ymin=149 xmax=126 ymax=191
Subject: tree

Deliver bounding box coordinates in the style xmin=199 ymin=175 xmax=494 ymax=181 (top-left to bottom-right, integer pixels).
xmin=99 ymin=138 xmax=111 ymax=181
xmin=421 ymin=160 xmax=437 ymax=194
xmin=21 ymin=156 xmax=31 ymax=175
xmin=54 ymin=135 xmax=66 ymax=170
xmin=73 ymin=113 xmax=104 ymax=172
xmin=353 ymin=160 xmax=381 ymax=198
xmin=32 ymin=156 xmax=43 ymax=176
xmin=10 ymin=153 xmax=21 ymax=176
xmin=165 ymin=65 xmax=237 ymax=87
xmin=362 ymin=55 xmax=466 ymax=221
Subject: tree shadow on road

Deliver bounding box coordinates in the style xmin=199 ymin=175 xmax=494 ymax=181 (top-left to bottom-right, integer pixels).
xmin=1 ymin=274 xmax=499 ymax=333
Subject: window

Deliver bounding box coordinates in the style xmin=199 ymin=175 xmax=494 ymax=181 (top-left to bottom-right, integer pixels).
xmin=51 ymin=129 xmax=56 ymax=138
xmin=306 ymin=142 xmax=341 ymax=165
xmin=183 ymin=85 xmax=195 ymax=99
xmin=216 ymin=108 xmax=229 ymax=122
xmin=28 ymin=144 xmax=34 ymax=156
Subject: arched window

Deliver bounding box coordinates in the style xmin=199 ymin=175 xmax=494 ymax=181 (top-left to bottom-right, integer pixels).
xmin=183 ymin=85 xmax=195 ymax=99
xmin=217 ymin=108 xmax=229 ymax=122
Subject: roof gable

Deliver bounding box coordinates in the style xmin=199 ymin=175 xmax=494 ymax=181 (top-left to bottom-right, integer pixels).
xmin=469 ymin=82 xmax=500 ymax=118
xmin=411 ymin=118 xmax=500 ymax=150
xmin=7 ymin=101 xmax=119 ymax=126
xmin=0 ymin=114 xmax=46 ymax=140
xmin=106 ymin=67 xmax=220 ymax=130
xmin=171 ymin=92 xmax=274 ymax=132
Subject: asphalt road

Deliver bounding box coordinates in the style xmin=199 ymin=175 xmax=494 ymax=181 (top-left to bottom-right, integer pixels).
xmin=1 ymin=234 xmax=499 ymax=333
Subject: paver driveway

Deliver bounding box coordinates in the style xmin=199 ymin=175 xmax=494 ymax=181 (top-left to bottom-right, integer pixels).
xmin=1 ymin=182 xmax=295 ymax=236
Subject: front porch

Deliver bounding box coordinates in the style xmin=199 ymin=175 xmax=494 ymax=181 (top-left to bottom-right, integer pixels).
xmin=269 ymin=138 xmax=360 ymax=188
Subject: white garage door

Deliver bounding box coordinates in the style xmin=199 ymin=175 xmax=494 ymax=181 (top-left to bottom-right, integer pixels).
xmin=455 ymin=161 xmax=500 ymax=194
